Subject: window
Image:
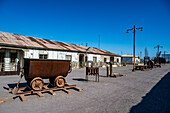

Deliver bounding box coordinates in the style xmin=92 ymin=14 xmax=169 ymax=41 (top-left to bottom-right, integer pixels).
xmin=66 ymin=55 xmax=72 ymax=61
xmin=104 ymin=58 xmax=107 ymax=63
xmin=10 ymin=52 xmax=17 ymax=63
xmin=93 ymin=57 xmax=97 ymax=62
xmin=39 ymin=54 xmax=48 ymax=59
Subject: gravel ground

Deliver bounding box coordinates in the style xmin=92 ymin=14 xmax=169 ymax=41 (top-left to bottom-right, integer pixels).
xmin=0 ymin=64 xmax=170 ymax=113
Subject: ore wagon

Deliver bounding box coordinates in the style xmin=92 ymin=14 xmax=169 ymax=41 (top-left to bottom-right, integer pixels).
xmin=23 ymin=59 xmax=71 ymax=90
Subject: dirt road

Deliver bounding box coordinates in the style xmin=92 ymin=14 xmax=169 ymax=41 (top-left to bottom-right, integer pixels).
xmin=0 ymin=65 xmax=169 ymax=113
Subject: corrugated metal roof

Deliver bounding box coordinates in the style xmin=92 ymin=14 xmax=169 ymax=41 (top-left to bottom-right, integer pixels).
xmin=121 ymin=54 xmax=139 ymax=58
xmin=0 ymin=31 xmax=120 ymax=56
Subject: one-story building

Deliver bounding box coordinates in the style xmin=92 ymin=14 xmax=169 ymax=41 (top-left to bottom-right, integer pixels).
xmin=121 ymin=54 xmax=141 ymax=64
xmin=0 ymin=31 xmax=121 ymax=75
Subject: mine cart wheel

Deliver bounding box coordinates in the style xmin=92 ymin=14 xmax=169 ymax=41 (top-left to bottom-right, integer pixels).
xmin=54 ymin=76 xmax=65 ymax=88
xmin=30 ymin=77 xmax=44 ymax=91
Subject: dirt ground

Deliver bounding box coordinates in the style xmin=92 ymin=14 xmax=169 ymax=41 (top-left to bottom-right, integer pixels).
xmin=0 ymin=64 xmax=169 ymax=113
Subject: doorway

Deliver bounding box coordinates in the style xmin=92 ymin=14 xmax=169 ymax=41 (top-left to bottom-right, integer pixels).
xmin=110 ymin=57 xmax=114 ymax=64
xmin=79 ymin=54 xmax=84 ymax=68
xmin=0 ymin=52 xmax=5 ymax=71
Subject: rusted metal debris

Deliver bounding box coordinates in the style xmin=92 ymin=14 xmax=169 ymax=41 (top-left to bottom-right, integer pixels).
xmin=135 ymin=60 xmax=161 ymax=71
xmin=154 ymin=64 xmax=161 ymax=68
xmin=11 ymin=83 xmax=83 ymax=102
xmin=11 ymin=59 xmax=82 ymax=101
xmin=0 ymin=99 xmax=3 ymax=103
xmin=18 ymin=58 xmax=72 ymax=91
xmin=86 ymin=67 xmax=99 ymax=82
xmin=0 ymin=31 xmax=120 ymax=56
xmin=110 ymin=73 xmax=127 ymax=77
xmin=106 ymin=62 xmax=126 ymax=77
xmin=135 ymin=65 xmax=148 ymax=71
xmin=23 ymin=59 xmax=71 ymax=81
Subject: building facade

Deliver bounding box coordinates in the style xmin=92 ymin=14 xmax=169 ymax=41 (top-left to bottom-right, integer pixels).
xmin=121 ymin=54 xmax=141 ymax=64
xmin=0 ymin=31 xmax=121 ymax=75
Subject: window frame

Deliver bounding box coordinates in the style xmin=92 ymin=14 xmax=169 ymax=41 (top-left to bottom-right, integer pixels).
xmin=39 ymin=54 xmax=48 ymax=59
xmin=93 ymin=56 xmax=97 ymax=62
xmin=65 ymin=55 xmax=72 ymax=61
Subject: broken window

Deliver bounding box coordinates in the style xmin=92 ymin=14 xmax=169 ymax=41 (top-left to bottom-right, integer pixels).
xmin=93 ymin=57 xmax=97 ymax=62
xmin=66 ymin=55 xmax=72 ymax=61
xmin=39 ymin=54 xmax=48 ymax=59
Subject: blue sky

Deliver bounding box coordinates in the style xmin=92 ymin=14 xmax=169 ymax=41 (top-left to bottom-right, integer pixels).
xmin=0 ymin=0 xmax=170 ymax=58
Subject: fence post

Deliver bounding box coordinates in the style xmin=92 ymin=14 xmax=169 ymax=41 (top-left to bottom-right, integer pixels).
xmin=110 ymin=63 xmax=112 ymax=77
xmin=107 ymin=65 xmax=110 ymax=77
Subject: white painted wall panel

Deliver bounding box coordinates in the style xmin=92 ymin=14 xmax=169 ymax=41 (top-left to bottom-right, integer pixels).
xmin=57 ymin=51 xmax=65 ymax=60
xmin=88 ymin=54 xmax=101 ymax=62
xmin=114 ymin=56 xmax=121 ymax=64
xmin=24 ymin=49 xmax=79 ymax=62
xmin=23 ymin=49 xmax=122 ymax=67
xmin=65 ymin=52 xmax=78 ymax=62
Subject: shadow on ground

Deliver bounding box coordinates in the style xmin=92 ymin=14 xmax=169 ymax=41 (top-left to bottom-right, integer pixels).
xmin=99 ymin=75 xmax=108 ymax=77
xmin=72 ymin=78 xmax=88 ymax=81
xmin=72 ymin=78 xmax=99 ymax=82
xmin=7 ymin=83 xmax=27 ymax=89
xmin=5 ymin=82 xmax=49 ymax=90
xmin=130 ymin=72 xmax=170 ymax=113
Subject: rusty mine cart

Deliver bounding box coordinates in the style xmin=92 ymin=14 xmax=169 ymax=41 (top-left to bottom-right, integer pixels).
xmin=11 ymin=59 xmax=82 ymax=101
xmin=24 ymin=59 xmax=71 ymax=90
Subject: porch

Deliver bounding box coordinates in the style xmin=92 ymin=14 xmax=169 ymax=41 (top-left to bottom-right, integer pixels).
xmin=0 ymin=47 xmax=24 ymax=75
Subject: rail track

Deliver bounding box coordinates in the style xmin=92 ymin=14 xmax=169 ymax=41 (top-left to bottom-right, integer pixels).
xmin=11 ymin=83 xmax=83 ymax=101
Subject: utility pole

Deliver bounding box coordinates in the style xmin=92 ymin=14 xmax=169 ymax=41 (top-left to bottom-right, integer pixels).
xmin=99 ymin=33 xmax=100 ymax=49
xmin=126 ymin=25 xmax=143 ymax=72
xmin=154 ymin=45 xmax=163 ymax=57
xmin=85 ymin=47 xmax=90 ymax=67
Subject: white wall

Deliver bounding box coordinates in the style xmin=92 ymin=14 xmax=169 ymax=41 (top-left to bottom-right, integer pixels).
xmin=25 ymin=49 xmax=122 ymax=63
xmin=114 ymin=56 xmax=121 ymax=64
xmin=24 ymin=49 xmax=121 ymax=67
xmin=88 ymin=54 xmax=101 ymax=62
xmin=132 ymin=57 xmax=141 ymax=63
xmin=1 ymin=47 xmax=121 ymax=71
xmin=100 ymin=55 xmax=110 ymax=62
xmin=24 ymin=49 xmax=79 ymax=62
